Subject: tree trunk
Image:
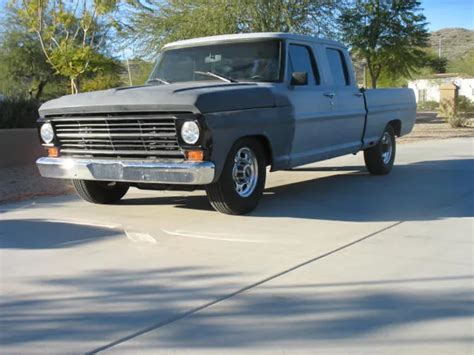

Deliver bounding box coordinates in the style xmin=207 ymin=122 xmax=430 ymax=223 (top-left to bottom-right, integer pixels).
xmin=367 ymin=64 xmax=378 ymax=89
xmin=35 ymin=81 xmax=47 ymax=101
xmin=371 ymin=75 xmax=377 ymax=89
xmin=69 ymin=77 xmax=80 ymax=94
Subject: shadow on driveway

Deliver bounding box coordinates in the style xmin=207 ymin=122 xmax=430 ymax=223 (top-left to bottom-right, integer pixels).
xmin=0 ymin=267 xmax=244 ymax=347
xmin=0 ymin=219 xmax=123 ymax=249
xmin=0 ymin=270 xmax=472 ymax=349
xmin=121 ymin=159 xmax=474 ymax=222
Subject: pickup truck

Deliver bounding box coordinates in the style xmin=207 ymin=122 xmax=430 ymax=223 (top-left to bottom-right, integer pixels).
xmin=36 ymin=33 xmax=416 ymax=215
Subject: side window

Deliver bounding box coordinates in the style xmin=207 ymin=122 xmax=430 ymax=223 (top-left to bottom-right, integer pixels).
xmin=288 ymin=44 xmax=320 ymax=85
xmin=326 ymin=48 xmax=350 ymax=86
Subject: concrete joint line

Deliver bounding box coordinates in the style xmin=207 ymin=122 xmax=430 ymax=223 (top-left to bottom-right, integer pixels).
xmin=88 ymin=221 xmax=403 ymax=354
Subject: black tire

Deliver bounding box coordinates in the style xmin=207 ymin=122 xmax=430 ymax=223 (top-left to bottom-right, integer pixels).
xmin=364 ymin=125 xmax=396 ymax=175
xmin=206 ymin=138 xmax=267 ymax=215
xmin=72 ymin=180 xmax=129 ymax=204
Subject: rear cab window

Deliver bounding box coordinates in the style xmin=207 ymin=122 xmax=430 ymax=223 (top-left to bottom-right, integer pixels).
xmin=288 ymin=44 xmax=320 ymax=85
xmin=326 ymin=48 xmax=350 ymax=86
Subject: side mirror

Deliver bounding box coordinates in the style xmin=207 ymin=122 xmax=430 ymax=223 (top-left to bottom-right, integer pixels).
xmin=291 ymin=72 xmax=308 ymax=86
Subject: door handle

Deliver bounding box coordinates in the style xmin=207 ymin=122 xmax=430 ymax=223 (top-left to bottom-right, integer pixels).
xmin=323 ymin=92 xmax=335 ymax=99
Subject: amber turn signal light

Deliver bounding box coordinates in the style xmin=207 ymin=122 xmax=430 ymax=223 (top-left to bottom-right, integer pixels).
xmin=47 ymin=147 xmax=59 ymax=158
xmin=186 ymin=150 xmax=204 ymax=161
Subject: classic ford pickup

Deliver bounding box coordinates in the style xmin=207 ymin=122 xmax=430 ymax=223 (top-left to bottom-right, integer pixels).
xmin=36 ymin=33 xmax=416 ymax=214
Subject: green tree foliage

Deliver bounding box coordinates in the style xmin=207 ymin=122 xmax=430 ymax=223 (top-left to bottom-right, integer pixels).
xmin=0 ymin=31 xmax=55 ymax=99
xmin=120 ymin=0 xmax=345 ymax=57
xmin=339 ymin=0 xmax=429 ymax=88
xmin=241 ymin=0 xmax=344 ymax=34
xmin=426 ymin=55 xmax=448 ymax=74
xmin=0 ymin=8 xmax=64 ymax=100
xmin=81 ymin=55 xmax=123 ymax=92
xmin=18 ymin=0 xmax=121 ymax=94
xmin=124 ymin=59 xmax=154 ymax=85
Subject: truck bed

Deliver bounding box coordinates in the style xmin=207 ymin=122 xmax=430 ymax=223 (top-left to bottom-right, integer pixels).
xmin=363 ymin=88 xmax=417 ymax=148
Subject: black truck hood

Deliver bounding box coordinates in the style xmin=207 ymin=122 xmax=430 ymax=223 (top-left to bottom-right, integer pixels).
xmin=38 ymin=82 xmax=277 ymax=117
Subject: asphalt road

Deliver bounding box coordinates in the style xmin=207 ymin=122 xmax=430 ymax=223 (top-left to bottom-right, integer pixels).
xmin=0 ymin=138 xmax=473 ymax=354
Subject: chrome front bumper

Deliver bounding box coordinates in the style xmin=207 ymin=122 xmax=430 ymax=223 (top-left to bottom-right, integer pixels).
xmin=36 ymin=157 xmax=215 ymax=185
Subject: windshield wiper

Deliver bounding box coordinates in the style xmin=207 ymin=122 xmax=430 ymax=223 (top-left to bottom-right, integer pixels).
xmin=194 ymin=71 xmax=238 ymax=83
xmin=147 ymin=78 xmax=170 ymax=85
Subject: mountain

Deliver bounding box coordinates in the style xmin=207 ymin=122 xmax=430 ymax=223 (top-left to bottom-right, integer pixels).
xmin=429 ymin=28 xmax=474 ymax=62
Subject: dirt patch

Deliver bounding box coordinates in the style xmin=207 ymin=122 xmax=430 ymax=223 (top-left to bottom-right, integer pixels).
xmin=399 ymin=112 xmax=474 ymax=144
xmin=0 ymin=164 xmax=74 ymax=204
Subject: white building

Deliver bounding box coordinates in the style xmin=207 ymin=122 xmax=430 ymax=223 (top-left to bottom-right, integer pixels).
xmin=408 ymin=74 xmax=474 ymax=102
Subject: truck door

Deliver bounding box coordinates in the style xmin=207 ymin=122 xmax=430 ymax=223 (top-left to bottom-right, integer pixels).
xmin=322 ymin=47 xmax=366 ymax=155
xmin=286 ymin=43 xmax=333 ymax=167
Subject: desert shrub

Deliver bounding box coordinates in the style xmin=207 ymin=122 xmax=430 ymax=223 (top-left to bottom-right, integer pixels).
xmin=439 ymin=100 xmax=469 ymax=128
xmin=457 ymin=95 xmax=474 ymax=114
xmin=417 ymin=100 xmax=438 ymax=111
xmin=447 ymin=115 xmax=468 ymax=128
xmin=0 ymin=97 xmax=40 ymax=129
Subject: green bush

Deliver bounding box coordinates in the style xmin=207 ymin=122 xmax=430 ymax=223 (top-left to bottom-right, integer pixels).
xmin=417 ymin=100 xmax=438 ymax=111
xmin=0 ymin=97 xmax=40 ymax=129
xmin=457 ymin=95 xmax=474 ymax=114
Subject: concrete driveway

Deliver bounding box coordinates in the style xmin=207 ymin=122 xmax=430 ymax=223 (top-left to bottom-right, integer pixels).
xmin=0 ymin=137 xmax=473 ymax=354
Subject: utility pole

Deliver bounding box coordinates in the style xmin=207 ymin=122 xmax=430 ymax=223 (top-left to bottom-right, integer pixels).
xmin=438 ymin=38 xmax=442 ymax=58
xmin=126 ymin=57 xmax=133 ymax=86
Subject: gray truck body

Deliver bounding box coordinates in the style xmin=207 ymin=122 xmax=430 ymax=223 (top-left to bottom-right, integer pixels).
xmin=37 ymin=33 xmax=416 ymax=185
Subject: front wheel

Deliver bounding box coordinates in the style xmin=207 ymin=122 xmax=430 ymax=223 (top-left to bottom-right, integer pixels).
xmin=72 ymin=180 xmax=129 ymax=204
xmin=364 ymin=125 xmax=396 ymax=175
xmin=206 ymin=138 xmax=266 ymax=215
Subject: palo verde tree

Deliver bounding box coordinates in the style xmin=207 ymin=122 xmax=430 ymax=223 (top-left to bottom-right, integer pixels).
xmin=120 ymin=0 xmax=346 ymax=58
xmin=18 ymin=0 xmax=120 ymax=94
xmin=339 ymin=0 xmax=429 ymax=88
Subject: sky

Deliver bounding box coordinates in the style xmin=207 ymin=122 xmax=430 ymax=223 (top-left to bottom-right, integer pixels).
xmin=421 ymin=0 xmax=473 ymax=31
xmin=0 ymin=0 xmax=473 ymax=32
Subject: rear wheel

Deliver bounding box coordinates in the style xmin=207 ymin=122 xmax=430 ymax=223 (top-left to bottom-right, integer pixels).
xmin=364 ymin=125 xmax=396 ymax=175
xmin=72 ymin=180 xmax=129 ymax=204
xmin=206 ymin=138 xmax=266 ymax=215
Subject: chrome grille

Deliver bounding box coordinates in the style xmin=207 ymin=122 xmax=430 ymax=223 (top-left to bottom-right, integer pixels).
xmin=49 ymin=113 xmax=184 ymax=159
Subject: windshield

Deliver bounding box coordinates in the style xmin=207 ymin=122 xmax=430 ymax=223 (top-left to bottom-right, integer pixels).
xmin=148 ymin=40 xmax=282 ymax=84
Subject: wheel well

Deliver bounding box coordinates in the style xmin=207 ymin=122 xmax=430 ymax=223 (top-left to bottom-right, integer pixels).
xmin=245 ymin=135 xmax=273 ymax=167
xmin=388 ymin=119 xmax=402 ymax=136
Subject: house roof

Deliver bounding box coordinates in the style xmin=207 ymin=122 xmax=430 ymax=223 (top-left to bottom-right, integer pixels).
xmin=433 ymin=73 xmax=472 ymax=78
xmin=413 ymin=73 xmax=474 ymax=80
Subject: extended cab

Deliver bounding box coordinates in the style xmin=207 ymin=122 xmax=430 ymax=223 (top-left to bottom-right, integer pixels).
xmin=36 ymin=33 xmax=416 ymax=214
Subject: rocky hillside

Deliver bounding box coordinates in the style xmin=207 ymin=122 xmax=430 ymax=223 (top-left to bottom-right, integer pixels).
xmin=429 ymin=28 xmax=474 ymax=62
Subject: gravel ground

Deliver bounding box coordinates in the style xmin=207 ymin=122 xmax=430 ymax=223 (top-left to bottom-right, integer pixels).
xmin=0 ymin=164 xmax=73 ymax=204
xmin=399 ymin=112 xmax=474 ymax=144
xmin=0 ymin=112 xmax=472 ymax=204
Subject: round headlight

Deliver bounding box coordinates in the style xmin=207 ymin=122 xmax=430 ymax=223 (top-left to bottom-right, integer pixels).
xmin=181 ymin=121 xmax=200 ymax=145
xmin=40 ymin=122 xmax=54 ymax=144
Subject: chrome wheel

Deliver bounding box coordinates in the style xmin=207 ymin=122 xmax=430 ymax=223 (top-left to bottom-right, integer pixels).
xmin=381 ymin=131 xmax=393 ymax=165
xmin=232 ymin=147 xmax=258 ymax=197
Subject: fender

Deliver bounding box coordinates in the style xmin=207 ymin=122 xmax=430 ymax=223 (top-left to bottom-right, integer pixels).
xmin=204 ymin=105 xmax=294 ymax=181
